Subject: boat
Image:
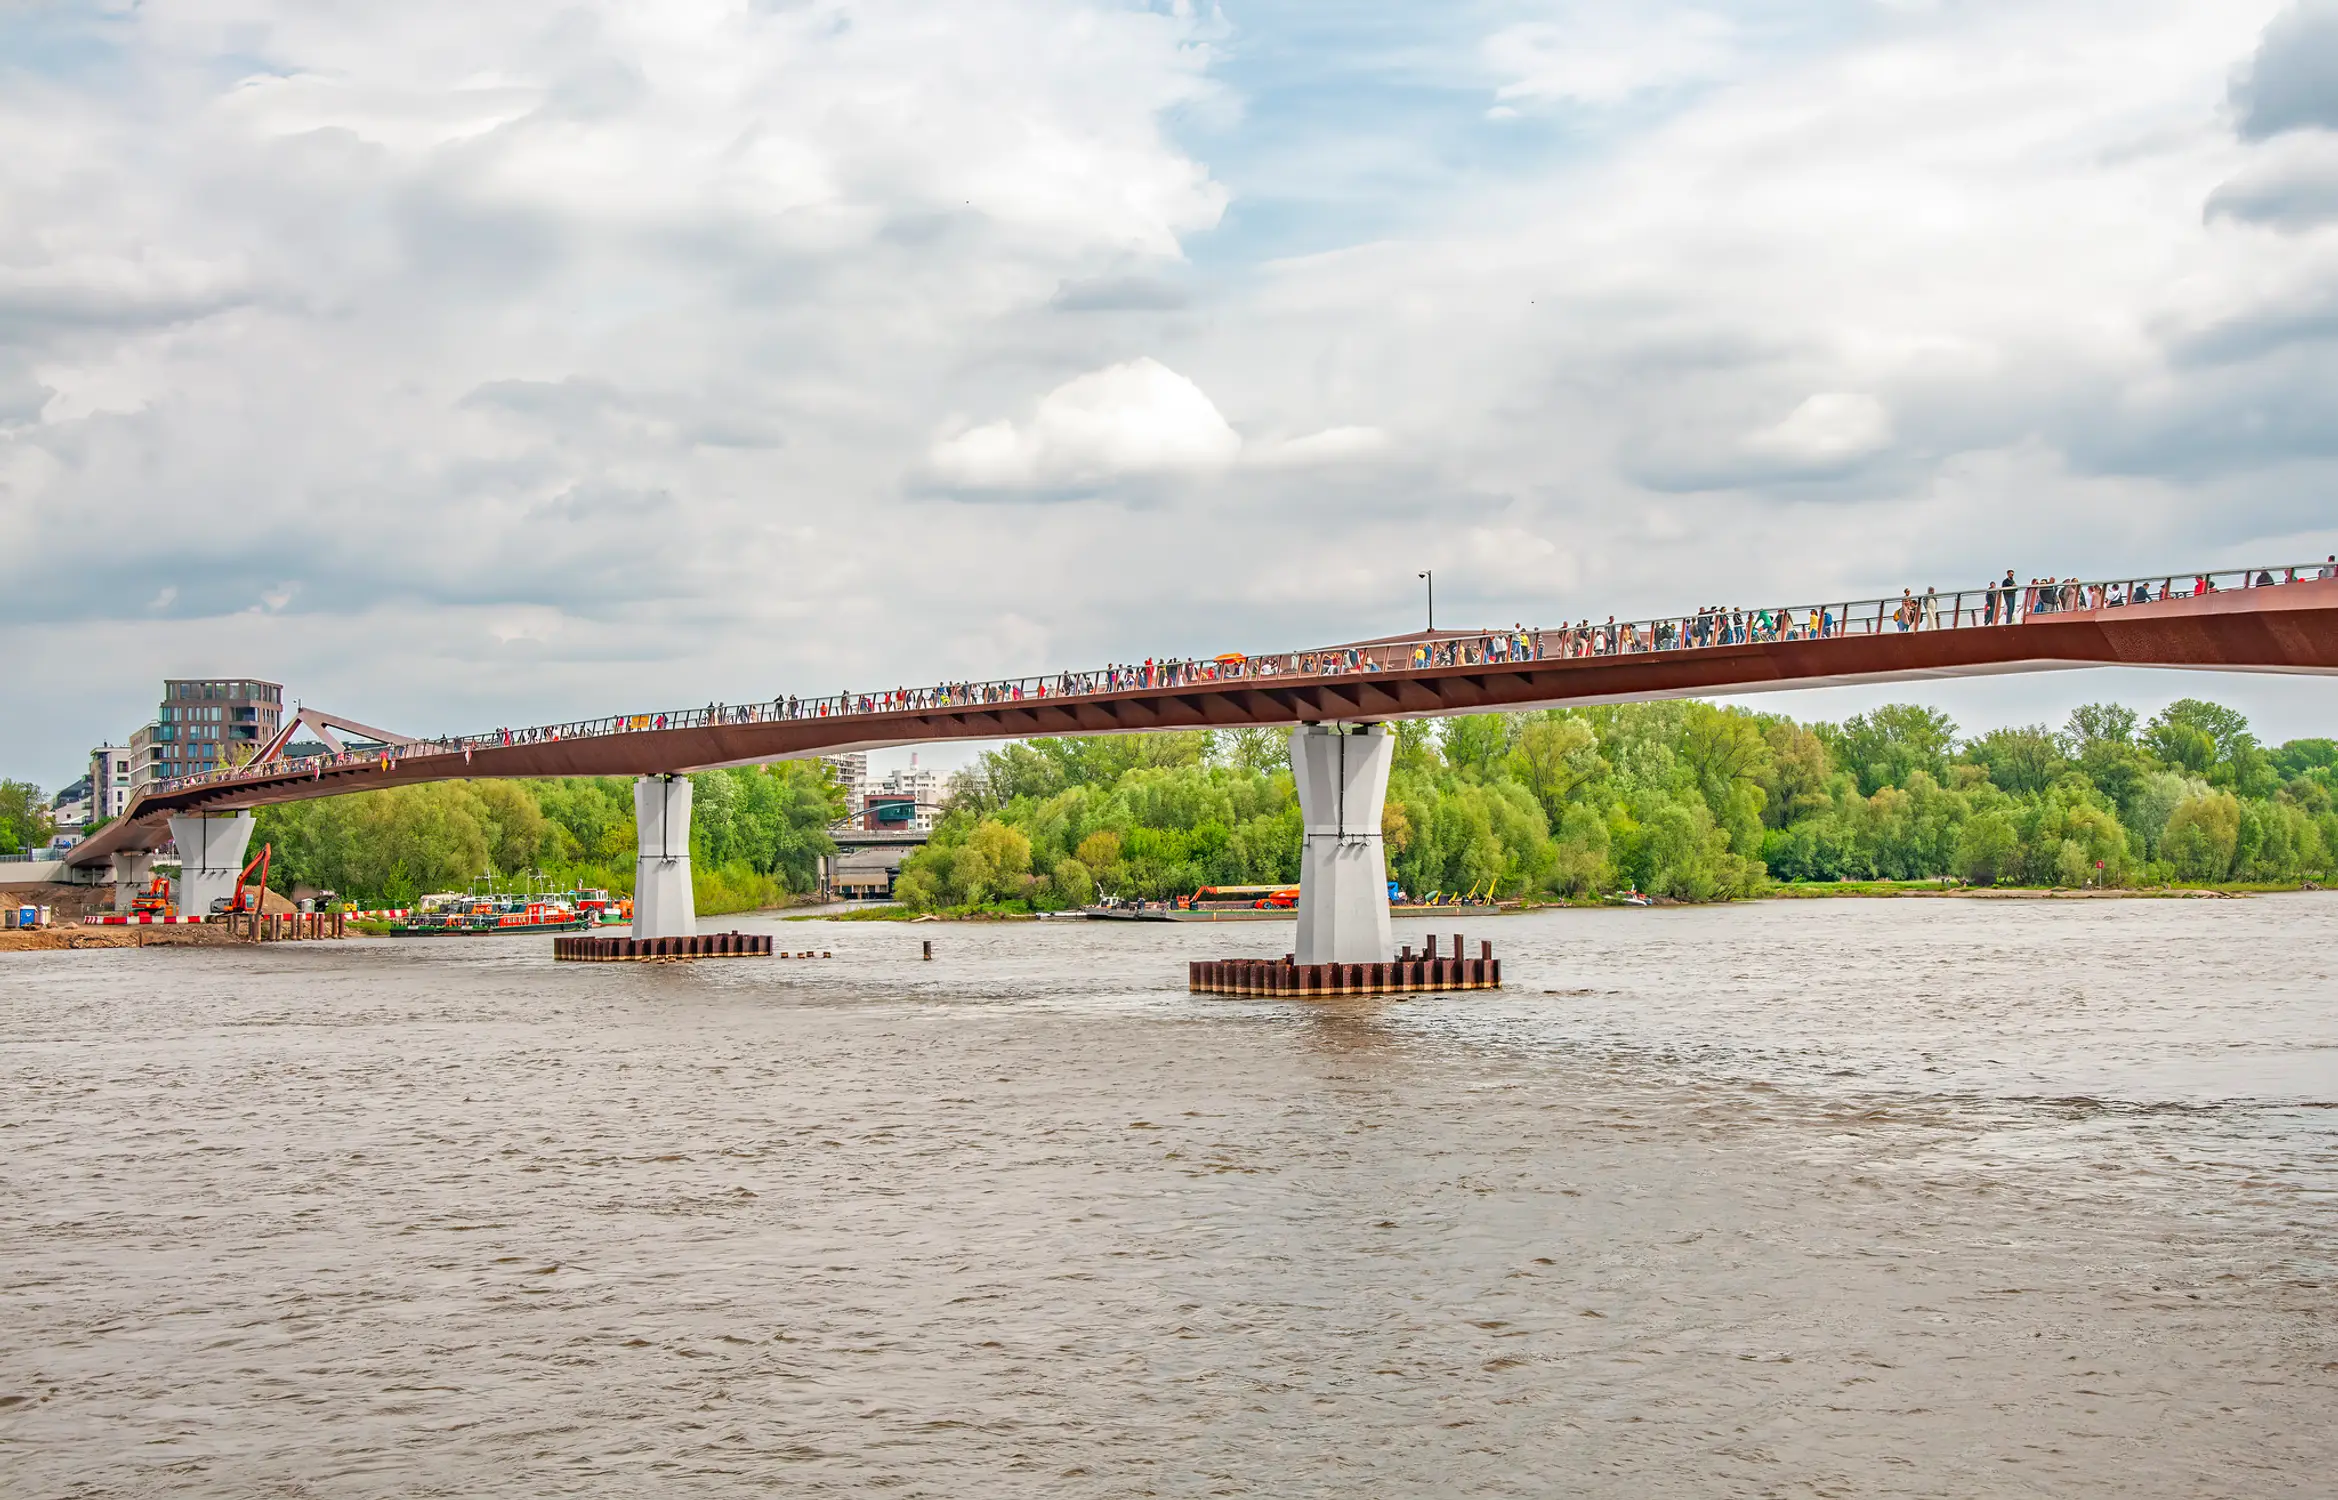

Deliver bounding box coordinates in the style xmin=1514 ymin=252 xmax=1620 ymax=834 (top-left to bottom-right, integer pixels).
xmin=568 ymin=888 xmax=633 ymax=926
xmin=1082 ymin=897 xmax=1177 ymax=921
xmin=389 ymin=882 xmax=593 ymax=936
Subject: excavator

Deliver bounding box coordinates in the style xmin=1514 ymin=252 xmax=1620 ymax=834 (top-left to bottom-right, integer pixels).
xmin=129 ymin=875 xmax=175 ymax=918
xmin=210 ymin=844 xmax=273 ymax=919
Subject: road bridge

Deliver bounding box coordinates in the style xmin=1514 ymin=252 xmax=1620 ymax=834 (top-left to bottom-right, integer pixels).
xmin=65 ymin=565 xmax=2338 ymax=959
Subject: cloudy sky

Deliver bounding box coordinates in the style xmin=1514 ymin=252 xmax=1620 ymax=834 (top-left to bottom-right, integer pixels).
xmin=6 ymin=0 xmax=2338 ymax=789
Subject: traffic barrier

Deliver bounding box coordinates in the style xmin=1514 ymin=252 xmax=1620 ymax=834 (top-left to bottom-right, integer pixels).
xmin=83 ymin=914 xmax=206 ymax=925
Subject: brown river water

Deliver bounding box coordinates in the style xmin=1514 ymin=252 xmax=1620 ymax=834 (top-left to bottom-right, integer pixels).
xmin=2 ymin=897 xmax=2334 ymax=1497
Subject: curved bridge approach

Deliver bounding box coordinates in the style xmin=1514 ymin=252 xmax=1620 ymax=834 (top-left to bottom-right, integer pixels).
xmin=68 ymin=565 xmax=2338 ymax=950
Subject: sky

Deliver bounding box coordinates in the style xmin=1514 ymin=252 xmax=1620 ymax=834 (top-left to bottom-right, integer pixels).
xmin=5 ymin=0 xmax=2338 ymax=791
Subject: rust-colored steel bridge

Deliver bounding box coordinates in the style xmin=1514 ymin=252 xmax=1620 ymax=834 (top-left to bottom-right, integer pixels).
xmin=64 ymin=566 xmax=2338 ymax=870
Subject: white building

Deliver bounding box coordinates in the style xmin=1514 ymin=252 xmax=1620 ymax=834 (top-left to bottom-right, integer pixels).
xmin=823 ymin=751 xmax=869 ymax=820
xmin=873 ymin=755 xmax=944 ymax=832
xmin=89 ymin=746 xmax=134 ymax=820
xmin=50 ymin=779 xmax=91 ymax=834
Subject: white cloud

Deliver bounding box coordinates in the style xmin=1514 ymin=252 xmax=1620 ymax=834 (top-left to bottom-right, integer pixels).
xmin=931 ymin=359 xmax=1388 ymax=488
xmin=1748 ymin=392 xmax=1894 ymax=467
xmin=1486 ymin=8 xmax=1738 ymax=109
xmin=930 ymin=358 xmax=1241 ymax=488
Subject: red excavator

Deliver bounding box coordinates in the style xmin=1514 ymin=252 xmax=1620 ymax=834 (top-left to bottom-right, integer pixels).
xmin=211 ymin=844 xmax=273 ymax=918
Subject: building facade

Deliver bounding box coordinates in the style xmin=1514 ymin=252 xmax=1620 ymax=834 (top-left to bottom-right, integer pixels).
xmin=88 ymin=746 xmax=134 ymax=820
xmin=139 ymin=678 xmax=284 ymax=786
xmin=869 ymin=757 xmax=943 ymax=832
xmin=822 ymin=751 xmax=869 ymax=821
xmin=50 ymin=778 xmax=91 ymax=835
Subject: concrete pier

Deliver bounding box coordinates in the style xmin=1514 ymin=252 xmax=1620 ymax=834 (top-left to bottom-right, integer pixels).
xmin=1290 ymin=723 xmax=1395 ymax=965
xmin=632 ymin=775 xmax=697 ymax=940
xmin=109 ymin=851 xmax=155 ymax=913
xmin=168 ymin=813 xmax=256 ymax=918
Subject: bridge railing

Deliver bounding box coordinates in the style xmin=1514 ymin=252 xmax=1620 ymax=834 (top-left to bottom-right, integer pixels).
xmin=144 ymin=561 xmax=2336 ymax=798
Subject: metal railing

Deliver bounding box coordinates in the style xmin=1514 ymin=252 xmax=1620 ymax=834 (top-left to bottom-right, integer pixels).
xmin=146 ymin=561 xmax=2337 ymax=798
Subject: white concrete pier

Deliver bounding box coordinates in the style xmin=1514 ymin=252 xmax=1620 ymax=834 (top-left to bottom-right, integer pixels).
xmin=1290 ymin=723 xmax=1395 ymax=966
xmin=168 ymin=812 xmax=255 ymax=917
xmin=633 ymin=775 xmax=697 ymax=940
xmin=110 ymin=851 xmax=155 ymax=913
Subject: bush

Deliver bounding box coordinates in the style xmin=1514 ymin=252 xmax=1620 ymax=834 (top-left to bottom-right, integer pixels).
xmin=2161 ymin=792 xmax=2240 ymax=882
xmin=1954 ymin=811 xmax=2019 ymax=885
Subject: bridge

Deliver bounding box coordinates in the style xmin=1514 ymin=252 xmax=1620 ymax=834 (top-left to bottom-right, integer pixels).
xmin=65 ymin=564 xmax=2338 ymax=958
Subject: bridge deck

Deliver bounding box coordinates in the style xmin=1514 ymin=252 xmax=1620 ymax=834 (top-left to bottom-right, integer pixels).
xmin=65 ymin=571 xmax=2338 ymax=866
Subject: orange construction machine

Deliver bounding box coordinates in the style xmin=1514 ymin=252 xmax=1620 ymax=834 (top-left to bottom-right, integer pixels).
xmin=129 ymin=876 xmax=175 ymax=918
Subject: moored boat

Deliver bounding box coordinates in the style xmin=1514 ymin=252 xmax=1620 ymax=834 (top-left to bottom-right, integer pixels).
xmin=389 ymin=884 xmax=593 ymax=936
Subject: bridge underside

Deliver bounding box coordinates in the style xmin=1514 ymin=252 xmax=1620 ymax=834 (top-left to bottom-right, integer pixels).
xmin=64 ymin=578 xmax=2338 ymax=868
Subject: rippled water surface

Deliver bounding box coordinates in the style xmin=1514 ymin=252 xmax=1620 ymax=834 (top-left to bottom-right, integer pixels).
xmin=3 ymin=897 xmax=2335 ymax=1497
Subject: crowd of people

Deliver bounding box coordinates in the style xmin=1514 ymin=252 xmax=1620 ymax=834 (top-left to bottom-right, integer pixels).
xmin=148 ymin=560 xmax=2338 ymax=797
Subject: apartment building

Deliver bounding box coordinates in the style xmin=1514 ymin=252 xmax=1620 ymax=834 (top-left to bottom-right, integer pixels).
xmin=136 ymin=678 xmax=284 ymax=786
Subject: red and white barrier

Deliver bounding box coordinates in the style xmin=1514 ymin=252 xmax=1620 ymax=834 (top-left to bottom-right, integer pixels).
xmin=83 ymin=914 xmax=207 ymax=925
xmin=347 ymin=909 xmax=410 ymax=920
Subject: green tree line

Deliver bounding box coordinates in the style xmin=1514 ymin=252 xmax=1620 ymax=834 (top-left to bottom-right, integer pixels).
xmin=893 ymin=698 xmax=2338 ymax=911
xmin=247 ymin=763 xmax=841 ymax=912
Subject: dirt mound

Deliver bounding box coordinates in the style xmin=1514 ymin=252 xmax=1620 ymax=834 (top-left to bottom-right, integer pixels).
xmin=0 ymin=882 xmax=115 ymax=922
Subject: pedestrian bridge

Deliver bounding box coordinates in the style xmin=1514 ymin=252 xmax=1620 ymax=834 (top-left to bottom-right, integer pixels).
xmin=66 ymin=564 xmax=2338 ymax=953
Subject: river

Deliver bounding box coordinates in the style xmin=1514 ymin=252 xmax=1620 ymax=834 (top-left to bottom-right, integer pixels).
xmin=2 ymin=896 xmax=2334 ymax=1496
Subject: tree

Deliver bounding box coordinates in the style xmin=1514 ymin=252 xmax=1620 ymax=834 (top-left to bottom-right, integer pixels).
xmin=1824 ymin=704 xmax=1957 ymax=795
xmin=2062 ymin=702 xmax=2138 ymax=752
xmin=1757 ymin=720 xmax=1832 ymax=827
xmin=1678 ymin=705 xmax=1773 ymax=819
xmin=0 ymin=780 xmax=53 ymax=855
xmin=2161 ymin=792 xmax=2241 ymax=882
xmin=1215 ymin=726 xmax=1288 ymax=776
xmin=1954 ymin=811 xmax=2020 ymax=886
xmin=1507 ymin=714 xmax=1604 ymax=823
xmin=1442 ymin=715 xmax=1516 ymax=780
xmin=2273 ymin=738 xmax=2338 ymax=779
xmin=1961 ymin=725 xmax=2067 ymax=796
xmin=2144 ymin=699 xmax=2255 ymax=775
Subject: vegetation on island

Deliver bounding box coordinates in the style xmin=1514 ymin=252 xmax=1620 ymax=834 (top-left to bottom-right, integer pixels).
xmin=894 ymin=699 xmax=2338 ymax=912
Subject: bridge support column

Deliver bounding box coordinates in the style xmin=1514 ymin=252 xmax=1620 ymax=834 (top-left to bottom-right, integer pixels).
xmin=633 ymin=775 xmax=697 ymax=940
xmin=1291 ymin=723 xmax=1395 ymax=967
xmin=110 ymin=851 xmax=154 ymax=913
xmin=170 ymin=813 xmax=255 ymax=918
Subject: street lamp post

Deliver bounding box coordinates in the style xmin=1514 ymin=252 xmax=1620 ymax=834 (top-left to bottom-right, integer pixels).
xmin=1418 ymin=571 xmax=1434 ymax=633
